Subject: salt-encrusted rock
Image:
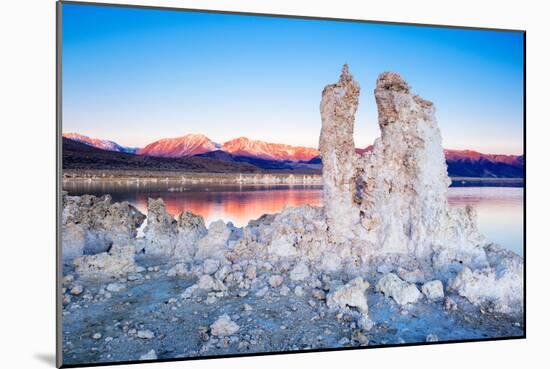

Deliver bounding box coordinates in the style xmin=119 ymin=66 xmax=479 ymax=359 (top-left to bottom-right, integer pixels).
xmin=197 ymin=275 xmax=225 ymax=292
xmin=290 ymin=261 xmax=310 ymax=281
xmin=139 ymin=349 xmax=157 ymax=360
xmin=73 ymin=244 xmax=137 ymax=278
xmin=202 ymin=259 xmax=221 ymax=275
xmin=426 ymin=334 xmax=439 ymax=342
xmin=357 ymin=72 xmax=487 ymax=266
xmin=269 ymin=275 xmax=284 ymax=288
xmin=173 ymin=211 xmax=208 ymax=260
xmin=106 ymin=282 xmax=126 ymax=292
xmin=70 ymin=285 xmax=83 ymax=296
xmin=210 ymin=314 xmax=239 ymax=337
xmin=326 ymin=277 xmax=370 ymax=315
xmin=253 ymin=286 xmax=268 ymax=298
xmin=61 ymin=194 xmax=145 ymax=261
xmin=195 ymin=220 xmax=232 ymax=261
xmin=376 ymin=273 xmax=421 ymax=306
xmin=143 ymin=198 xmax=178 ymax=256
xmin=137 ymin=330 xmax=155 ymax=339
xmin=166 ymin=263 xmax=189 ymax=277
xmin=421 ymin=280 xmax=444 ymax=300
xmin=447 ymin=244 xmax=523 ymax=315
xmin=245 ymin=265 xmax=257 ymax=280
xmin=319 ymin=64 xmax=361 ymax=244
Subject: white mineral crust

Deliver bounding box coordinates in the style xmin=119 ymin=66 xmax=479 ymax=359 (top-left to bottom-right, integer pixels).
xmin=319 ymin=64 xmax=361 ymax=244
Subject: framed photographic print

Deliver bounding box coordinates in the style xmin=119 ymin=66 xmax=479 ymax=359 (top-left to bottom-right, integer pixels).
xmin=57 ymin=1 xmax=525 ymax=367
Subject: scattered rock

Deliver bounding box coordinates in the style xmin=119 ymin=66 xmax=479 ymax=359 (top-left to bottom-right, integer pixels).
xmin=255 ymin=286 xmax=269 ymax=297
xmin=327 ymin=277 xmax=369 ymax=315
xmin=70 ymin=285 xmax=84 ymax=296
xmin=421 ymin=280 xmax=445 ymax=300
xmin=139 ymin=349 xmax=157 ymax=360
xmin=376 ymin=273 xmax=421 ymax=306
xmin=290 ymin=262 xmax=310 ymax=281
xmin=426 ymin=334 xmax=439 ymax=342
xmin=137 ymin=330 xmax=155 ymax=339
xmin=210 ymin=314 xmax=240 ymax=337
xmin=106 ymin=283 xmax=126 ymax=293
xmin=268 ymin=275 xmax=284 ymax=288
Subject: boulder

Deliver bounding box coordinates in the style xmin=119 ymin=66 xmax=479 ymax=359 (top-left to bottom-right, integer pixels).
xmin=421 ymin=280 xmax=444 ymax=300
xmin=173 ymin=211 xmax=207 ymax=260
xmin=289 ymin=261 xmax=310 ymax=281
xmin=61 ymin=194 xmax=145 ymax=261
xmin=210 ymin=314 xmax=239 ymax=337
xmin=376 ymin=273 xmax=421 ymax=306
xmin=73 ymin=243 xmax=137 ymax=278
xmin=143 ymin=198 xmax=178 ymax=256
xmin=195 ymin=220 xmax=232 ymax=260
xmin=326 ymin=277 xmax=369 ymax=315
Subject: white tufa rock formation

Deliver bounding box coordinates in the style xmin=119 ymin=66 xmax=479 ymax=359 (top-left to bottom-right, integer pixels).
xmin=319 ymin=64 xmax=361 ymax=244
xmin=326 ymin=277 xmax=370 ymax=316
xmin=375 ymin=273 xmax=421 ymax=306
xmin=73 ymin=243 xmax=138 ymax=278
xmin=319 ymin=68 xmax=487 ymax=269
xmin=143 ymin=198 xmax=207 ymax=260
xmin=360 ymin=72 xmax=486 ymax=266
xmin=61 ymin=193 xmax=145 ymax=261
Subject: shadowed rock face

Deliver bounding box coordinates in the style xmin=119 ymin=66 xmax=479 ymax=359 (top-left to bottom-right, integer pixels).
xmin=319 ymin=64 xmax=361 ymax=244
xmin=61 ymin=193 xmax=145 ymax=261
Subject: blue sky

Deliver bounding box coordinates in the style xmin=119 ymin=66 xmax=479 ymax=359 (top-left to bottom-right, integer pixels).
xmin=62 ymin=3 xmax=524 ymax=154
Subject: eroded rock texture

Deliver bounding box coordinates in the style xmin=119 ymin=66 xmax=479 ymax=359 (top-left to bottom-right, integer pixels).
xmin=73 ymin=244 xmax=137 ymax=278
xmin=319 ymin=64 xmax=361 ymax=244
xmin=357 ymin=72 xmax=486 ymax=267
xmin=143 ymin=198 xmax=207 ymax=260
xmin=61 ymin=193 xmax=145 ymax=261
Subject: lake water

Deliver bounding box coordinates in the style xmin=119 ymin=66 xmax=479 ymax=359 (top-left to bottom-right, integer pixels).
xmin=63 ymin=181 xmax=524 ymax=256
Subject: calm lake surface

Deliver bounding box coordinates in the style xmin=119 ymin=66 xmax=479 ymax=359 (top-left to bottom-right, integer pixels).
xmin=63 ymin=181 xmax=524 ymax=256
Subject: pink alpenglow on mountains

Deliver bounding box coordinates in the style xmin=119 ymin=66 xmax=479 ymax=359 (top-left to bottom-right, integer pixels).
xmin=443 ymin=149 xmax=523 ymax=165
xmin=222 ymin=137 xmax=319 ymax=161
xmin=62 ymin=132 xmax=135 ymax=153
xmin=137 ymin=134 xmax=219 ymax=158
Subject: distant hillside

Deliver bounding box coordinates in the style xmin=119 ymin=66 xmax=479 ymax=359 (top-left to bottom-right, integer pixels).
xmin=137 ymin=134 xmax=219 ymax=158
xmin=63 ymin=132 xmax=137 ymax=154
xmin=196 ymin=150 xmax=296 ymax=170
xmin=63 ymin=132 xmax=524 ymax=178
xmin=62 ymin=138 xmax=262 ymax=173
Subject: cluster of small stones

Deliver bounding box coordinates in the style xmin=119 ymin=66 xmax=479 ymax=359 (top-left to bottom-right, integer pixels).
xmin=61 ymin=65 xmax=524 ymax=362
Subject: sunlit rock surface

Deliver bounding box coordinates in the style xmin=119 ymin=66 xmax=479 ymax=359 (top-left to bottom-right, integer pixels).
xmin=357 ymin=72 xmax=486 ymax=266
xmin=448 ymin=244 xmax=524 ymax=315
xmin=319 ymin=64 xmax=361 ymax=244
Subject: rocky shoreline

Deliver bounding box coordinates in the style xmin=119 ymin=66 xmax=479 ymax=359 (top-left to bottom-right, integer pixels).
xmin=60 ymin=67 xmax=524 ymax=365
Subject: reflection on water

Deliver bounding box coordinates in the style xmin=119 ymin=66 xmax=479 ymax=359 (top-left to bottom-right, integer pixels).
xmin=63 ymin=181 xmax=524 ymax=256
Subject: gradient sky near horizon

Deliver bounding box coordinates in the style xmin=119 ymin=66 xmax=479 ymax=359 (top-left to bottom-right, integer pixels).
xmin=62 ymin=3 xmax=524 ymax=155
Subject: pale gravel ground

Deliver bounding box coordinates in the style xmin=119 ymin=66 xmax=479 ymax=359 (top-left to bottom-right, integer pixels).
xmin=61 ymin=256 xmax=524 ymax=366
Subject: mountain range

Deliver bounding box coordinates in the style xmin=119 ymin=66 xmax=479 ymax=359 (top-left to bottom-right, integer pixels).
xmin=62 ymin=132 xmax=524 ymax=178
